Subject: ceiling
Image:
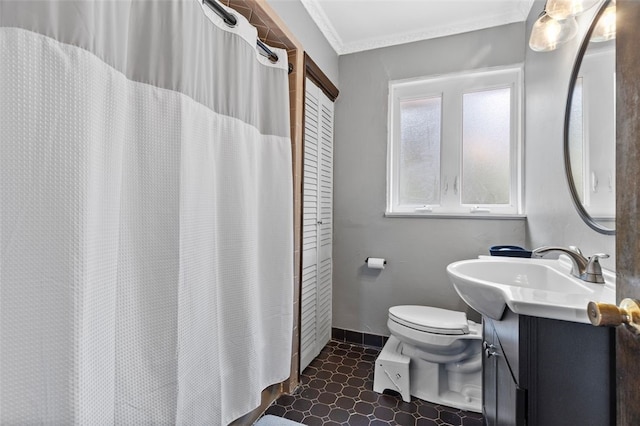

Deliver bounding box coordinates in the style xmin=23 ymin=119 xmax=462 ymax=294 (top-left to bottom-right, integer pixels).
xmin=300 ymin=0 xmax=536 ymax=55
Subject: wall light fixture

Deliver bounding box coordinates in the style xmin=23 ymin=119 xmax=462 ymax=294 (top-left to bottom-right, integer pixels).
xmin=528 ymin=0 xmax=614 ymax=52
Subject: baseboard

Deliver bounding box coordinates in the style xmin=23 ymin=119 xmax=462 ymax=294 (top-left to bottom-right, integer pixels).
xmin=331 ymin=327 xmax=388 ymax=348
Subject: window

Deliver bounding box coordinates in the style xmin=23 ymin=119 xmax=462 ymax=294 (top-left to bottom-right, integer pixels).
xmin=387 ymin=67 xmax=523 ymax=216
xmin=568 ymin=48 xmax=615 ymax=219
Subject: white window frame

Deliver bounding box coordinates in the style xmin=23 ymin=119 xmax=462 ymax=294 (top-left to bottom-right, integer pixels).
xmin=386 ymin=66 xmax=524 ymax=218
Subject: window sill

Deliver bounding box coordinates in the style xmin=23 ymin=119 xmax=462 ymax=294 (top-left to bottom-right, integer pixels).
xmin=384 ymin=212 xmax=527 ymax=220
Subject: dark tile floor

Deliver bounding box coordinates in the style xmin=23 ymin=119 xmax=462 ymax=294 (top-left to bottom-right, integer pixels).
xmin=265 ymin=340 xmax=483 ymax=426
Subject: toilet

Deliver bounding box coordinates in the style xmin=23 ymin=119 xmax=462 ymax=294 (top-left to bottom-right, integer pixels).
xmin=373 ymin=305 xmax=482 ymax=412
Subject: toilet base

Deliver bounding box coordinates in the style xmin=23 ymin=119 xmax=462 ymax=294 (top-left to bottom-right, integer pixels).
xmin=373 ymin=335 xmax=482 ymax=412
xmin=409 ymin=356 xmax=481 ymax=413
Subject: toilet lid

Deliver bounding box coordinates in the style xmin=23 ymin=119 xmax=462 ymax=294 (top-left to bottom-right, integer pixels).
xmin=388 ymin=305 xmax=469 ymax=335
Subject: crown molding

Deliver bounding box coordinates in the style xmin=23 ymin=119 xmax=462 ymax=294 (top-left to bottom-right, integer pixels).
xmin=299 ymin=0 xmax=344 ymax=53
xmin=301 ymin=0 xmax=535 ymax=55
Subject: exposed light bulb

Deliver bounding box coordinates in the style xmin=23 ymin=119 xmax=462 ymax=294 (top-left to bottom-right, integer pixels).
xmin=544 ymin=17 xmax=562 ymax=47
xmin=529 ymin=13 xmax=578 ymax=52
xmin=547 ymin=0 xmax=601 ymax=20
xmin=591 ymin=0 xmax=616 ymax=42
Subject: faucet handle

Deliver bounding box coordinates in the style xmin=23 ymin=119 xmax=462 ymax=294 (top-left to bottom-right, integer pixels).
xmin=569 ymin=245 xmax=583 ymax=256
xmin=589 ymin=253 xmax=610 ymax=266
xmin=584 ymin=254 xmax=610 ymax=284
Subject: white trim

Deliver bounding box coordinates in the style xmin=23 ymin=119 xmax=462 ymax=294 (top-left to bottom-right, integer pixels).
xmin=300 ymin=0 xmax=535 ymax=55
xmin=337 ymin=11 xmax=531 ymax=55
xmin=299 ymin=0 xmax=344 ymax=54
xmin=384 ymin=212 xmax=527 ymax=220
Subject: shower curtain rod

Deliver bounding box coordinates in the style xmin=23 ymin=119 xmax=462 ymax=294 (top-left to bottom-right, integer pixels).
xmin=203 ymin=0 xmax=281 ymax=64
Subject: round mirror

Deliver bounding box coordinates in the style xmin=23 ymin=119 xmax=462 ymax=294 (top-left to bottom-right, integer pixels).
xmin=565 ymin=0 xmax=616 ymax=235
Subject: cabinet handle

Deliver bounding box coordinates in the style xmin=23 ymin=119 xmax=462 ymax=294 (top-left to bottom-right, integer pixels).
xmin=485 ymin=348 xmax=500 ymax=358
xmin=483 ymin=341 xmax=500 ymax=358
xmin=588 ymin=299 xmax=640 ymax=335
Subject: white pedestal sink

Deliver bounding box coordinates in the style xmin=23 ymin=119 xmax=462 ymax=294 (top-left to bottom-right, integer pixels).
xmin=447 ymin=256 xmax=615 ymax=323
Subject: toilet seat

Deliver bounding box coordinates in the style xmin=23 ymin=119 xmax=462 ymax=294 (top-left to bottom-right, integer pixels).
xmin=388 ymin=305 xmax=469 ymax=335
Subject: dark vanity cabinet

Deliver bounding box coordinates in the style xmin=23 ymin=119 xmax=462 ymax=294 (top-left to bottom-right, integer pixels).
xmin=482 ymin=310 xmax=614 ymax=426
xmin=482 ymin=315 xmax=525 ymax=425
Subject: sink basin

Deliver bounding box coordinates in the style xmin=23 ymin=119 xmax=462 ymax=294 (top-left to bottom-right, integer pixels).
xmin=447 ymin=256 xmax=615 ymax=323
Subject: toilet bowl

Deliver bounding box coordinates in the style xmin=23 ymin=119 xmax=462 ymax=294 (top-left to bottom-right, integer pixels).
xmin=373 ymin=305 xmax=482 ymax=412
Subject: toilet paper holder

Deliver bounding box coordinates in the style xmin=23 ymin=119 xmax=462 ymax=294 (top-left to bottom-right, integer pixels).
xmin=365 ymin=257 xmax=387 ymax=265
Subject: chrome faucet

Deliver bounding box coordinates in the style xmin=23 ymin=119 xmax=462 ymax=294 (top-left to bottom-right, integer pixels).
xmin=532 ymin=246 xmax=609 ymax=284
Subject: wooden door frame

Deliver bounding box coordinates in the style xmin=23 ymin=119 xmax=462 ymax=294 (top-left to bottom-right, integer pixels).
xmin=616 ymin=1 xmax=640 ymax=424
xmin=304 ymin=53 xmax=339 ymax=103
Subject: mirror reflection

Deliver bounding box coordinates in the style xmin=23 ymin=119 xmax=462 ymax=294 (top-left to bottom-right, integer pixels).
xmin=567 ymin=29 xmax=615 ymax=231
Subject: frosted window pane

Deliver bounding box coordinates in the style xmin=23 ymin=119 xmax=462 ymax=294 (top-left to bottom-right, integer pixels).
xmin=568 ymin=78 xmax=584 ymax=203
xmin=462 ymin=88 xmax=511 ymax=205
xmin=399 ymin=97 xmax=441 ymax=205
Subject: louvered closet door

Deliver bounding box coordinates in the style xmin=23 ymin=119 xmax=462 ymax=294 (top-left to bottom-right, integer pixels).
xmin=300 ymin=78 xmax=334 ymax=372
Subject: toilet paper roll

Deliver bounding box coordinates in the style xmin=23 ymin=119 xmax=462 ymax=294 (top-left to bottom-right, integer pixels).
xmin=366 ymin=257 xmax=386 ymax=270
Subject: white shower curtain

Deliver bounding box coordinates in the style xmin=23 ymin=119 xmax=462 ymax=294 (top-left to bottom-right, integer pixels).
xmin=0 ymin=1 xmax=293 ymax=424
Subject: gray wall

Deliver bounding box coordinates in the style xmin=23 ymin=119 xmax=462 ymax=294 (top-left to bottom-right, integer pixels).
xmin=333 ymin=23 xmax=527 ymax=336
xmin=524 ymin=0 xmax=615 ymax=268
xmin=268 ymin=0 xmax=616 ymax=335
xmin=266 ymin=0 xmax=339 ymax=86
